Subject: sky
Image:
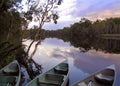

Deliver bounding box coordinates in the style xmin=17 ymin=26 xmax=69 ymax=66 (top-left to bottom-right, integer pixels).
xmin=28 ymin=0 xmax=120 ymax=30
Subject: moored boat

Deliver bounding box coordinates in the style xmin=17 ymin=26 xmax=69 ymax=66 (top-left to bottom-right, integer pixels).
xmin=27 ymin=60 xmax=69 ymax=86
xmin=0 ymin=60 xmax=21 ymax=86
xmin=72 ymin=65 xmax=116 ymax=86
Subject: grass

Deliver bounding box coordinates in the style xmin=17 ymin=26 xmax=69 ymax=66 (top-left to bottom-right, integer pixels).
xmin=100 ymin=34 xmax=120 ymax=37
xmin=99 ymin=34 xmax=120 ymax=40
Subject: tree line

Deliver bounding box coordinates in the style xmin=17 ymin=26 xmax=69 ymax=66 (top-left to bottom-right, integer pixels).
xmin=46 ymin=17 xmax=120 ymax=38
xmin=24 ymin=17 xmax=120 ymax=53
xmin=25 ymin=17 xmax=120 ymax=40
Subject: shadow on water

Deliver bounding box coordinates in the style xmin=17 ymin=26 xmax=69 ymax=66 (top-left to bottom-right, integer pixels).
xmin=16 ymin=52 xmax=43 ymax=86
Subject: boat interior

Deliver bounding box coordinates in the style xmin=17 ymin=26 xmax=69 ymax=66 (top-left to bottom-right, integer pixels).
xmin=28 ymin=62 xmax=68 ymax=86
xmin=74 ymin=69 xmax=115 ymax=86
xmin=0 ymin=62 xmax=19 ymax=86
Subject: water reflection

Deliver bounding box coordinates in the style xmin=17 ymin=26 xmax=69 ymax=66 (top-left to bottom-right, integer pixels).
xmin=95 ymin=38 xmax=120 ymax=53
xmin=53 ymin=35 xmax=120 ymax=53
xmin=23 ymin=38 xmax=120 ymax=86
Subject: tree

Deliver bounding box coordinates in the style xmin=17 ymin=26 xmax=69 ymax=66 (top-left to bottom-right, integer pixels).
xmin=0 ymin=0 xmax=63 ymax=79
xmin=15 ymin=0 xmax=63 ymax=79
xmin=0 ymin=0 xmax=26 ymax=68
xmin=20 ymin=0 xmax=62 ymax=59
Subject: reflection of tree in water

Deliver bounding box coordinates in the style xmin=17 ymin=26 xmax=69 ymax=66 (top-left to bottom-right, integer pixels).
xmin=42 ymin=35 xmax=120 ymax=54
xmin=24 ymin=59 xmax=42 ymax=79
xmin=69 ymin=38 xmax=93 ymax=52
xmin=94 ymin=38 xmax=120 ymax=54
xmin=68 ymin=38 xmax=120 ymax=54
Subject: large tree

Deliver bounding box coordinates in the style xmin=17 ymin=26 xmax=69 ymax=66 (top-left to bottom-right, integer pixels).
xmin=17 ymin=0 xmax=63 ymax=79
xmin=23 ymin=0 xmax=62 ymax=59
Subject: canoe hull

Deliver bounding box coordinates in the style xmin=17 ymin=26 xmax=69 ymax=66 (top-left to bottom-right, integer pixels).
xmin=0 ymin=60 xmax=21 ymax=86
xmin=27 ymin=60 xmax=69 ymax=86
xmin=61 ymin=72 xmax=69 ymax=86
xmin=72 ymin=65 xmax=116 ymax=86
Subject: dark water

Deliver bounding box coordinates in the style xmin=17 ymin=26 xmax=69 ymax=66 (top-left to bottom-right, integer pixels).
xmin=23 ymin=38 xmax=120 ymax=86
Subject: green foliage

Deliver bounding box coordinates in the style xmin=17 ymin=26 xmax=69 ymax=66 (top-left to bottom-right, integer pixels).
xmin=0 ymin=0 xmax=21 ymax=12
xmin=92 ymin=18 xmax=120 ymax=34
xmin=0 ymin=4 xmax=25 ymax=67
xmin=0 ymin=11 xmax=22 ymax=43
xmin=23 ymin=0 xmax=63 ymax=24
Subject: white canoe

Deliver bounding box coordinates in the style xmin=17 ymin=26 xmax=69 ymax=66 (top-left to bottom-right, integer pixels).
xmin=27 ymin=60 xmax=69 ymax=86
xmin=0 ymin=60 xmax=21 ymax=86
xmin=72 ymin=65 xmax=116 ymax=86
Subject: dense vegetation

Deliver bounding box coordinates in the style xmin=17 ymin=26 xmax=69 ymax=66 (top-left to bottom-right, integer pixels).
xmin=0 ymin=0 xmax=25 ymax=68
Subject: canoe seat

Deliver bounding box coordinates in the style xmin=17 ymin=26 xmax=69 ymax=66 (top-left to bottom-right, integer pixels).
xmin=95 ymin=73 xmax=114 ymax=84
xmin=37 ymin=74 xmax=63 ymax=86
xmin=3 ymin=63 xmax=18 ymax=75
xmin=54 ymin=63 xmax=68 ymax=75
xmin=0 ymin=76 xmax=17 ymax=85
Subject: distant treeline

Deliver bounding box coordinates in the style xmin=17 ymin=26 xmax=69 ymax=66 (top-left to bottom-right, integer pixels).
xmin=25 ymin=17 xmax=120 ymax=40
xmin=46 ymin=18 xmax=120 ymax=38
xmin=24 ymin=17 xmax=120 ymax=53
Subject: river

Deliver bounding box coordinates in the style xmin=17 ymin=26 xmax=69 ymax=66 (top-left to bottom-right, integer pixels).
xmin=23 ymin=38 xmax=120 ymax=86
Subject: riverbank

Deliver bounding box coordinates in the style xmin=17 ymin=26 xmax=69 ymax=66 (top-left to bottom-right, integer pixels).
xmin=100 ymin=34 xmax=120 ymax=37
xmin=99 ymin=34 xmax=120 ymax=40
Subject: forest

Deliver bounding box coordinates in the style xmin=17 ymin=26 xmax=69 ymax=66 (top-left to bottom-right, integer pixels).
xmin=0 ymin=0 xmax=26 ymax=68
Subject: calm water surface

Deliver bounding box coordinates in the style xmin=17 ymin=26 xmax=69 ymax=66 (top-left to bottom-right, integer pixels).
xmin=24 ymin=38 xmax=120 ymax=86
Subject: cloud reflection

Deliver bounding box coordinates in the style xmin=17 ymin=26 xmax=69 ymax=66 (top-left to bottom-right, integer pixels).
xmin=23 ymin=38 xmax=120 ymax=85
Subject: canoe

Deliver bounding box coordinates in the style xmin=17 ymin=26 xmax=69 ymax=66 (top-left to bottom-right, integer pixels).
xmin=27 ymin=60 xmax=69 ymax=86
xmin=0 ymin=60 xmax=21 ymax=86
xmin=72 ymin=65 xmax=116 ymax=86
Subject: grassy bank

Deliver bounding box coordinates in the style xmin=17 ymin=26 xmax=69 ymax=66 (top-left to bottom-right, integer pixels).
xmin=99 ymin=34 xmax=120 ymax=40
xmin=100 ymin=34 xmax=120 ymax=37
